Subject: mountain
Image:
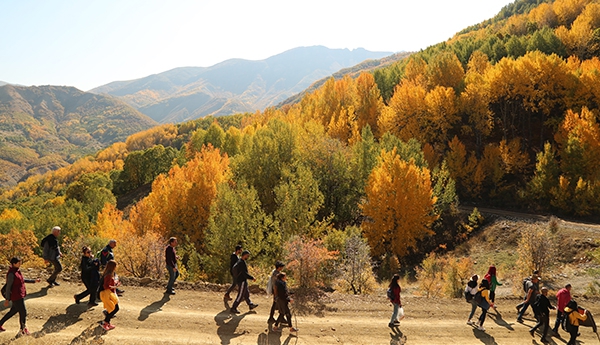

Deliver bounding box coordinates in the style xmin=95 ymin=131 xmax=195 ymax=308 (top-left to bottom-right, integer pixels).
xmin=0 ymin=85 xmax=157 ymax=187
xmin=0 ymin=81 xmax=9 ymax=86
xmin=90 ymin=46 xmax=393 ymax=123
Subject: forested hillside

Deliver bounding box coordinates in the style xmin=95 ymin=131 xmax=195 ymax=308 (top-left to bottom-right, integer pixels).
xmin=0 ymin=85 xmax=157 ymax=188
xmin=1 ymin=0 xmax=599 ymax=291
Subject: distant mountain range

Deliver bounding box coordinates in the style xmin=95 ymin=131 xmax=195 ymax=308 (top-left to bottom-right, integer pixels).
xmin=0 ymin=85 xmax=157 ymax=187
xmin=90 ymin=46 xmax=393 ymax=123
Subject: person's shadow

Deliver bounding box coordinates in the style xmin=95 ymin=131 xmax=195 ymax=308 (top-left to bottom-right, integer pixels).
xmin=32 ymin=303 xmax=88 ymax=338
xmin=257 ymin=330 xmax=295 ymax=345
xmin=389 ymin=325 xmax=406 ymax=345
xmin=472 ymin=328 xmax=499 ymax=345
xmin=24 ymin=286 xmax=50 ymax=301
xmin=488 ymin=310 xmax=515 ymax=331
xmin=138 ymin=292 xmax=171 ymax=321
xmin=215 ymin=301 xmax=253 ymax=345
xmin=68 ymin=323 xmax=106 ymax=345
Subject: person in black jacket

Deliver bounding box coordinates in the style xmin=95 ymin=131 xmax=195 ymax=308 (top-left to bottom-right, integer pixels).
xmin=272 ymin=272 xmax=297 ymax=333
xmin=74 ymin=246 xmax=100 ymax=307
xmin=41 ymin=226 xmax=62 ymax=286
xmin=165 ymin=237 xmax=179 ymax=295
xmin=224 ymin=245 xmax=243 ymax=301
xmin=230 ymin=250 xmax=258 ymax=314
xmin=530 ymin=287 xmax=555 ymax=343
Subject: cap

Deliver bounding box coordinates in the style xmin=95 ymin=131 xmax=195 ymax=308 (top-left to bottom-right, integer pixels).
xmin=52 ymin=226 xmax=61 ymax=232
xmin=9 ymin=257 xmax=21 ymax=264
xmin=241 ymin=250 xmax=251 ymax=256
xmin=275 ymin=261 xmax=285 ymax=268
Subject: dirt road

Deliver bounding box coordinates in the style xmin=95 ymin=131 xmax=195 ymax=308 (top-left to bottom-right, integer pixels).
xmin=1 ymin=281 xmax=599 ymax=345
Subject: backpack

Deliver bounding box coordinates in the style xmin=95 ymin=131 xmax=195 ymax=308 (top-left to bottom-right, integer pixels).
xmin=387 ymin=287 xmax=394 ymax=300
xmin=563 ymin=300 xmax=578 ymax=332
xmin=522 ymin=277 xmax=531 ymax=293
xmin=465 ymin=290 xmax=473 ymax=302
xmin=532 ymin=294 xmax=542 ymax=315
xmin=484 ymin=273 xmax=492 ymax=285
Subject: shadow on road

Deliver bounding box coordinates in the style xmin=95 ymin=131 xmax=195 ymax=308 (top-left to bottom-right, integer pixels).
xmin=257 ymin=330 xmax=295 ymax=345
xmin=68 ymin=322 xmax=106 ymax=345
xmin=138 ymin=292 xmax=171 ymax=321
xmin=390 ymin=326 xmax=406 ymax=345
xmin=32 ymin=303 xmax=88 ymax=338
xmin=488 ymin=310 xmax=515 ymax=331
xmin=215 ymin=301 xmax=254 ymax=345
xmin=24 ymin=286 xmax=50 ymax=301
xmin=472 ymin=328 xmax=498 ymax=345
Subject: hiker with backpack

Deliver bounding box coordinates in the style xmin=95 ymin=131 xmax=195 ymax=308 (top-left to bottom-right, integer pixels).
xmin=517 ymin=273 xmax=540 ymax=322
xmin=465 ymin=274 xmax=479 ymax=326
xmin=74 ymin=246 xmax=100 ymax=307
xmin=99 ymin=260 xmax=121 ymax=331
xmin=474 ymin=279 xmax=493 ymax=331
xmin=0 ymin=257 xmax=40 ymax=336
xmin=388 ymin=274 xmax=403 ymax=328
xmin=41 ymin=226 xmax=62 ymax=286
xmin=530 ymin=287 xmax=555 ymax=343
xmin=484 ymin=265 xmax=502 ymax=305
xmin=224 ymin=245 xmax=243 ymax=302
xmin=267 ymin=261 xmax=285 ymax=324
xmin=230 ymin=250 xmax=258 ymax=314
xmin=564 ymin=299 xmax=587 ymax=345
xmin=553 ymin=283 xmax=572 ymax=338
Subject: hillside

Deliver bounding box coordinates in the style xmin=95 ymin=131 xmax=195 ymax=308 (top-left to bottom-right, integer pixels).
xmin=90 ymin=46 xmax=392 ymax=123
xmin=0 ymin=85 xmax=157 ymax=188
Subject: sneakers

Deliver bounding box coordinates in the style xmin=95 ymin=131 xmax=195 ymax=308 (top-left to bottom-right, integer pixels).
xmin=223 ymin=294 xmax=232 ymax=301
xmin=393 ymin=320 xmax=400 ymax=324
xmin=0 ymin=326 xmax=5 ymax=332
xmin=74 ymin=295 xmax=80 ymax=304
xmin=102 ymin=322 xmax=111 ymax=331
xmin=517 ymin=318 xmax=524 ymax=323
xmin=166 ymin=289 xmax=176 ymax=295
xmin=290 ymin=327 xmax=299 ymax=332
xmin=467 ymin=319 xmax=474 ymax=325
xmin=477 ymin=325 xmax=486 ymax=331
xmin=529 ymin=329 xmax=535 ymax=337
xmin=230 ymin=308 xmax=241 ymax=314
xmin=388 ymin=323 xmax=396 ymax=328
xmin=249 ymin=303 xmax=258 ymax=310
xmin=272 ymin=325 xmax=281 ymax=332
xmin=20 ymin=328 xmax=30 ymax=336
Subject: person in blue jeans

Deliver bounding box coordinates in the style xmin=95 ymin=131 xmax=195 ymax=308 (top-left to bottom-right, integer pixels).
xmin=388 ymin=274 xmax=402 ymax=328
xmin=165 ymin=237 xmax=179 ymax=295
xmin=517 ymin=275 xmax=540 ymax=322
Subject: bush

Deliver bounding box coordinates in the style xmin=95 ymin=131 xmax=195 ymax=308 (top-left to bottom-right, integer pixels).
xmin=285 ymin=236 xmax=337 ymax=290
xmin=0 ymin=229 xmax=44 ymax=268
xmin=516 ymin=221 xmax=559 ymax=277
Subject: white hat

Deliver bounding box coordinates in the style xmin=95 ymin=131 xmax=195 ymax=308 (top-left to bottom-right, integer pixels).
xmin=52 ymin=226 xmax=61 ymax=232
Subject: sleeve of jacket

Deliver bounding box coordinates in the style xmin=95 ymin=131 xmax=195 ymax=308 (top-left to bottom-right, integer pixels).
xmin=4 ymin=272 xmax=14 ymax=300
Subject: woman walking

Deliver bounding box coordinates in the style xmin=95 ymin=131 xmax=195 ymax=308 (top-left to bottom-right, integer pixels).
xmin=74 ymin=246 xmax=100 ymax=307
xmin=0 ymin=257 xmax=40 ymax=336
xmin=476 ymin=279 xmax=494 ymax=331
xmin=484 ymin=265 xmax=502 ymax=305
xmin=99 ymin=260 xmax=121 ymax=331
xmin=465 ymin=275 xmax=479 ymax=325
xmin=388 ymin=274 xmax=402 ymax=328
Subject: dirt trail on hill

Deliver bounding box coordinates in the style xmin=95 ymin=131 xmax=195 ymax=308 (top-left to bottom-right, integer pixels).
xmin=1 ymin=282 xmax=600 ymax=345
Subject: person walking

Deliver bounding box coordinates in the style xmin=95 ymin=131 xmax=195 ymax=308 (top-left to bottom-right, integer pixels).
xmin=553 ymin=283 xmax=572 ymax=338
xmin=484 ymin=265 xmax=502 ymax=305
xmin=0 ymin=257 xmax=41 ymax=336
xmin=99 ymin=240 xmax=124 ymax=296
xmin=165 ymin=237 xmax=179 ymax=295
xmin=476 ymin=279 xmax=493 ymax=331
xmin=388 ymin=274 xmax=402 ymax=328
xmin=465 ymin=274 xmax=479 ymax=325
xmin=99 ymin=260 xmax=120 ymax=331
xmin=41 ymin=226 xmax=62 ymax=286
xmin=230 ymin=250 xmax=258 ymax=314
xmin=517 ymin=274 xmax=540 ymax=322
xmin=564 ymin=300 xmax=587 ymax=345
xmin=224 ymin=245 xmax=243 ymax=301
xmin=267 ymin=261 xmax=285 ymax=324
xmin=272 ymin=272 xmax=298 ymax=333
xmin=530 ymin=287 xmax=555 ymax=343
xmin=74 ymin=246 xmax=100 ymax=307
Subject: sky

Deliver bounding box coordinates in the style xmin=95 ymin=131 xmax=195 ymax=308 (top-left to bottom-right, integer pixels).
xmin=0 ymin=0 xmax=515 ymax=91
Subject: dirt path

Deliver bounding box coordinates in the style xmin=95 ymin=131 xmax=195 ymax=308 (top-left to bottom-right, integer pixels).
xmin=1 ymin=282 xmax=600 ymax=345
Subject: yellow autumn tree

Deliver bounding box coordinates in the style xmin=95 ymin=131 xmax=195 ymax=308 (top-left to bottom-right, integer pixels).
xmin=361 ymin=149 xmax=438 ymax=258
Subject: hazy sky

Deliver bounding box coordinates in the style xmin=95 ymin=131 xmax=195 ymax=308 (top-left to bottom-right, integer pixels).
xmin=0 ymin=0 xmax=514 ymax=91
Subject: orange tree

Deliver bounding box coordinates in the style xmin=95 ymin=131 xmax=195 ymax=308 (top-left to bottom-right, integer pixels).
xmin=361 ymin=149 xmax=438 ymax=260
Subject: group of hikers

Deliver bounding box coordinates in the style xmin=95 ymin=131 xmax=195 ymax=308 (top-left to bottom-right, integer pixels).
xmin=459 ymin=265 xmax=589 ymax=345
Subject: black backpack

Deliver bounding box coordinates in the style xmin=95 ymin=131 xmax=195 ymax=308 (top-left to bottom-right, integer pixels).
xmin=387 ymin=287 xmax=394 ymax=300
xmin=522 ymin=277 xmax=531 ymax=293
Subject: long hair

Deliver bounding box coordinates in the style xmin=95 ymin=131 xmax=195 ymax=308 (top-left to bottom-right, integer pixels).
xmin=480 ymin=278 xmax=490 ymax=289
xmin=103 ymin=260 xmax=117 ymax=278
xmin=487 ymin=265 xmax=496 ymax=277
xmin=389 ymin=274 xmax=400 ymax=289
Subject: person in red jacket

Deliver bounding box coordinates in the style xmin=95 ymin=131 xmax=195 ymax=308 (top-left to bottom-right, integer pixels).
xmin=0 ymin=257 xmax=40 ymax=336
xmin=388 ymin=274 xmax=402 ymax=328
xmin=553 ymin=283 xmax=572 ymax=337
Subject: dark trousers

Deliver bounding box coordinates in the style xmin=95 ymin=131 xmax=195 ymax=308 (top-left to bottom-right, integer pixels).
xmin=232 ymin=280 xmax=251 ymax=309
xmin=269 ymin=298 xmax=277 ymax=320
xmin=532 ymin=313 xmax=550 ymax=340
xmin=479 ymin=307 xmax=488 ymax=326
xmin=517 ymin=298 xmax=531 ymax=320
xmin=104 ymin=303 xmax=119 ymax=323
xmin=0 ymin=298 xmax=27 ymax=329
xmin=489 ymin=290 xmax=496 ymax=303
xmin=48 ymin=259 xmax=63 ymax=282
xmin=225 ymin=273 xmax=237 ymax=296
xmin=166 ymin=266 xmax=179 ymax=291
xmin=75 ymin=278 xmax=98 ymax=304
xmin=275 ymin=299 xmax=291 ymax=328
xmin=554 ymin=310 xmax=565 ymax=333
xmin=568 ymin=325 xmax=579 ymax=345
